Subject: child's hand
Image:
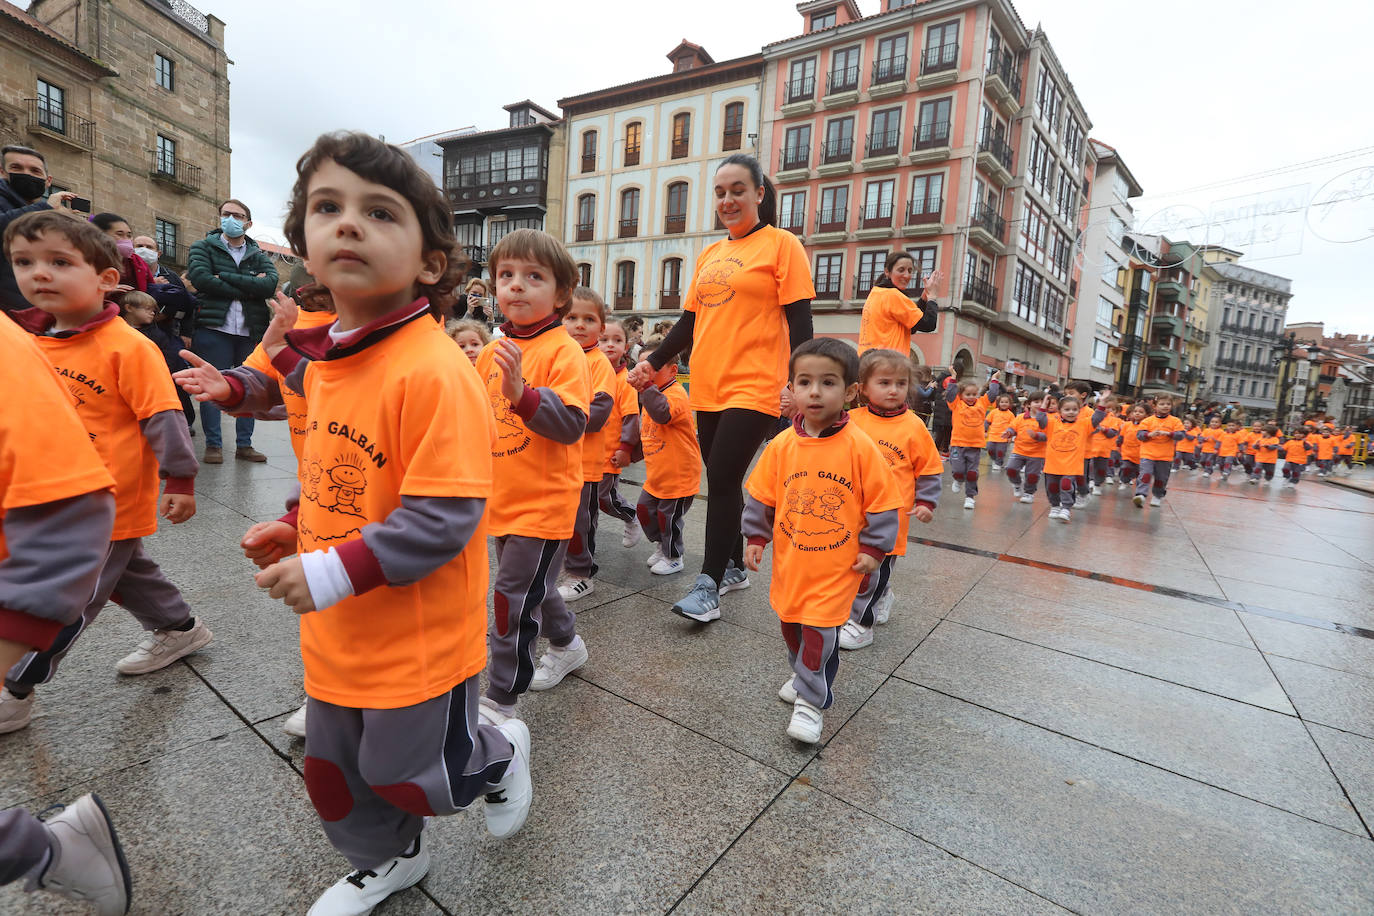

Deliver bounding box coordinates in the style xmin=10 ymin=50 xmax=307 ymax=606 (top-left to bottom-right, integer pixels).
xmin=627 ymin=359 xmax=655 ymax=391
xmin=241 ymin=520 xmax=298 ymax=569
xmin=909 ymin=504 xmax=934 ymax=524
xmin=159 ymin=493 xmax=196 ymax=523
xmin=852 ymin=552 xmax=880 ymax=575
xmin=174 ymin=351 xmax=232 ymax=402
xmin=493 ymin=339 xmax=525 ymax=404
xmin=262 ymin=291 xmax=299 ymax=360
xmin=255 ymin=557 xmax=316 ymax=614
xmin=744 ymin=543 xmax=764 ymax=572
xmin=612 ymin=448 xmax=631 ymax=468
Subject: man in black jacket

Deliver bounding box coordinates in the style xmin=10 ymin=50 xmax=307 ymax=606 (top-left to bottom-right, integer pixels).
xmin=1 ymin=145 xmax=82 ymax=313
xmin=185 ymin=199 xmax=278 ymax=463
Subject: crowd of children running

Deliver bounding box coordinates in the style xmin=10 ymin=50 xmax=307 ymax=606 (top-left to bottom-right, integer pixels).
xmin=0 ymin=133 xmax=1366 ymax=916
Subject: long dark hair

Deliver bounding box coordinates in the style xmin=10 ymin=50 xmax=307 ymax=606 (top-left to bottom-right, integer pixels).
xmin=872 ymin=250 xmax=914 ymax=289
xmin=718 ymin=153 xmax=777 ymax=227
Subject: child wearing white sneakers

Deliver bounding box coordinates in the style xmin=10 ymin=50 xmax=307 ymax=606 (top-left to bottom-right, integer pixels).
xmin=635 ymin=335 xmax=702 ymax=576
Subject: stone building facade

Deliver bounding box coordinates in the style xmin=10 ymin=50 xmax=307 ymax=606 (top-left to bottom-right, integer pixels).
xmin=0 ymin=0 xmax=230 ymax=266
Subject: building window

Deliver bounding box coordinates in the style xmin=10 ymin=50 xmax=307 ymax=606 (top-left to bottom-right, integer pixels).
xmin=829 ymin=45 xmax=860 ymax=94
xmin=1035 ymin=63 xmax=1062 ymax=131
xmin=788 ymin=57 xmax=817 ymax=103
xmin=909 ymin=173 xmax=943 ymax=221
xmin=671 ymin=113 xmax=690 ymax=159
xmin=818 ymin=185 xmax=848 ymax=232
xmin=823 ymin=116 xmax=853 ymax=163
xmin=867 ymin=107 xmax=901 ymax=157
xmin=779 ymin=191 xmax=807 ymax=233
xmin=814 ymin=252 xmax=843 ymax=299
xmin=811 ymin=7 xmax=836 ymax=30
xmin=155 ymin=135 xmax=177 ymax=175
xmin=1262 ymin=381 xmax=1270 ymax=398
xmin=1020 ymin=202 xmax=1047 ymax=261
xmin=618 ymin=188 xmax=640 ymax=238
xmin=782 ymin=124 xmax=811 ymax=170
xmin=624 ymin=122 xmax=642 ymax=167
xmin=580 ymin=130 xmax=597 ymax=172
xmin=915 ymin=98 xmax=951 ymax=148
xmin=661 ymin=258 xmax=683 ymax=308
xmin=1250 ymin=379 xmax=1259 ymax=397
xmin=488 ymin=217 xmax=542 ymax=248
xmin=1092 ymin=339 xmax=1110 ymax=370
xmin=615 ymin=261 xmax=635 ymax=310
xmin=35 ymin=79 xmax=64 ymax=133
xmin=722 ymin=102 xmax=744 ymax=150
xmin=906 ymin=245 xmax=937 ymax=279
xmin=1012 ymin=262 xmax=1044 ymax=326
xmin=862 ymin=179 xmax=895 ymax=227
xmin=922 ymin=20 xmax=959 ymax=73
xmin=154 ymin=218 xmax=179 ymax=264
xmin=578 ymin=263 xmax=592 ymax=287
xmin=665 ymin=181 xmax=688 ymax=234
xmin=857 ymin=250 xmax=885 ymax=295
xmin=1097 ymin=296 xmax=1114 ymax=327
xmin=576 ymin=193 xmax=595 ymax=242
xmin=875 ymin=34 xmax=908 ymax=84
xmin=155 ymin=53 xmax=174 ymax=91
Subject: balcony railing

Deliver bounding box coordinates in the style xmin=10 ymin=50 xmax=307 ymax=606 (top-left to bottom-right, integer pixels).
xmin=865 ymin=129 xmax=901 ymax=158
xmin=26 ymin=99 xmax=95 ymax=148
xmin=987 ymin=49 xmax=1023 ymax=99
xmin=814 ymin=277 xmax=842 ymax=301
xmin=671 ymin=137 xmax=689 ymax=159
xmin=963 ymin=277 xmax=998 ymax=309
xmin=664 ymin=214 xmax=686 ymax=235
xmin=722 ymin=129 xmax=742 ymax=151
xmin=624 ymin=146 xmax=641 ymax=167
xmin=580 ymin=152 xmax=596 ymax=173
xmin=461 ymin=244 xmax=486 ymax=266
xmin=618 ymin=218 xmax=638 ymax=239
xmin=787 ymin=74 xmax=816 ymax=104
xmin=860 ymin=201 xmax=894 ymax=229
xmin=149 ymin=152 xmax=202 ymax=192
xmin=614 ymin=292 xmax=633 ymax=310
xmin=780 ymin=146 xmax=810 ymax=171
xmin=970 ymin=202 xmax=1006 ymax=242
xmin=921 ymin=42 xmax=959 ymax=75
xmin=826 ymin=65 xmax=859 ymax=94
xmin=779 ymin=209 xmax=806 ymax=234
xmin=660 ymin=289 xmax=682 ymax=309
xmin=907 ymin=195 xmax=942 ymax=225
xmin=872 ymin=55 xmax=907 ymax=85
xmin=575 ymin=222 xmax=594 ymax=243
xmin=1120 ymin=334 xmax=1142 ymax=352
xmin=912 ymin=120 xmax=951 ymax=151
xmin=815 ymin=206 xmax=847 ymax=233
xmin=977 ymin=131 xmax=1014 ymax=172
xmin=822 ymin=137 xmax=853 ymax=164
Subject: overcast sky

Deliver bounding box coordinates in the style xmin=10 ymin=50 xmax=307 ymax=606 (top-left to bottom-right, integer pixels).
xmin=218 ymin=0 xmax=1374 ymax=335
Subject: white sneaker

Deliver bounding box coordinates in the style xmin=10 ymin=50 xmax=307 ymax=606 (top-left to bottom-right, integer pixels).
xmin=787 ymin=698 xmax=823 ymax=744
xmin=115 ymin=617 xmax=213 ymax=674
xmin=557 ymin=577 xmax=595 ymax=602
xmin=838 ymin=620 xmax=873 ymax=650
xmin=1018 ymin=493 xmax=1034 ymax=504
xmin=1133 ymin=494 xmax=1145 ymax=508
xmin=283 ymin=703 xmax=308 ymax=738
xmin=478 ymin=696 xmax=514 ymax=727
xmin=28 ymin=794 xmax=131 ymax=916
xmin=645 ymin=545 xmax=665 ymax=568
xmin=718 ymin=563 xmax=751 ymax=595
xmin=963 ymin=496 xmax=976 ymax=510
xmin=309 ymin=833 xmax=429 ymax=915
xmin=484 ymin=719 xmax=532 ymax=838
xmin=1150 ymin=496 xmax=1162 ymax=507
xmin=1012 ymin=485 xmax=1023 ymax=498
xmin=874 ymin=588 xmax=895 ymax=624
xmin=1117 ymin=481 xmax=1128 ymax=490
xmin=1057 ymin=508 xmax=1072 ymax=523
xmin=950 ymin=480 xmax=962 ymax=493
xmin=529 ymin=635 xmax=588 ymax=691
xmin=622 ymin=518 xmax=643 ymax=548
xmin=778 ymin=676 xmax=798 ymax=704
xmin=650 ymin=557 xmax=685 ymax=576
xmin=1089 ymin=483 xmax=1100 ymax=495
xmin=0 ymin=687 xmax=35 ymax=734
xmin=1104 ymin=475 xmax=1115 ymax=484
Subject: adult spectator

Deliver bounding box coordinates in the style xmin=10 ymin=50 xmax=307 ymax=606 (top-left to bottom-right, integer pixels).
xmin=451 ymin=277 xmax=492 ymax=324
xmin=91 ymin=213 xmax=153 ymax=302
xmin=0 ymin=145 xmax=80 ymax=312
xmin=134 ymin=234 xmax=199 ymax=432
xmin=857 ymin=250 xmax=940 ymax=355
xmin=186 ymin=199 xmax=278 ymax=463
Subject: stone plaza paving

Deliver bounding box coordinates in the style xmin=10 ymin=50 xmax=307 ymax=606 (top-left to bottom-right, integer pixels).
xmin=4 ymin=420 xmax=1374 ymax=914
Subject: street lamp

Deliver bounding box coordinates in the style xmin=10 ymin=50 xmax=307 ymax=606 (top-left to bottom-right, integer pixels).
xmin=1272 ymin=332 xmax=1301 ymax=427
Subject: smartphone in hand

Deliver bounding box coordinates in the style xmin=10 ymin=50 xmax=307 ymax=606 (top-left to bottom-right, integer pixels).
xmin=66 ymin=196 xmax=92 ymax=213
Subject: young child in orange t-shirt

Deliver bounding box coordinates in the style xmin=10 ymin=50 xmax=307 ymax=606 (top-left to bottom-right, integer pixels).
xmin=1199 ymin=417 xmax=1222 ymax=476
xmin=1215 ymin=421 xmax=1242 ymax=482
xmin=1335 ymin=426 xmax=1357 ymax=476
xmin=225 ymin=134 xmax=529 ymax=909
xmin=1132 ymin=396 xmax=1185 ymax=507
xmin=635 ymin=334 xmax=702 ymax=576
xmin=1005 ymin=392 xmax=1050 ymax=503
xmin=1250 ymin=425 xmax=1282 ymax=484
xmin=1087 ymin=395 xmax=1123 ymax=492
xmin=943 ymin=370 xmax=1002 ymax=509
xmin=983 ymin=392 xmax=1016 ymax=472
xmin=1311 ymin=426 xmax=1338 ymax=477
xmin=1281 ymin=427 xmax=1314 ymax=488
xmin=597 ymin=318 xmax=643 ymax=545
xmin=557 ymin=288 xmax=618 ymax=602
xmin=743 ymin=339 xmax=901 ymax=744
xmin=1177 ymin=417 xmax=1199 ymax=471
xmin=843 ymin=349 xmax=941 ymax=650
xmin=1116 ymin=403 xmax=1147 ymax=490
xmin=1035 ymin=394 xmax=1103 ymax=522
xmin=1 ymin=212 xmax=207 ymax=734
xmin=448 ymin=318 xmax=491 ymax=365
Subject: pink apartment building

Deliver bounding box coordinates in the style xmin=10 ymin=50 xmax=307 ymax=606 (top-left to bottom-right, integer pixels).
xmin=762 ymin=0 xmax=1091 ymax=388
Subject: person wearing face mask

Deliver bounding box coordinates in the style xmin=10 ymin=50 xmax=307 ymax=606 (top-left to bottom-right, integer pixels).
xmin=91 ymin=213 xmax=154 ymax=301
xmin=185 ymin=199 xmax=278 ymax=463
xmin=132 ymin=235 xmax=199 ymax=433
xmin=0 ymin=145 xmax=81 ymax=313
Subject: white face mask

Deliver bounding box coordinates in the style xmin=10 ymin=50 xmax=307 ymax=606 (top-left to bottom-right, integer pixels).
xmin=134 ymin=246 xmax=159 ymax=267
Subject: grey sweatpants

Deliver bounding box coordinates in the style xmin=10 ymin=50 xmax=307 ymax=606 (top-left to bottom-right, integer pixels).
xmin=564 ymin=481 xmax=601 ymax=579
xmin=303 ymin=676 xmax=514 ymax=869
xmin=948 ymin=446 xmax=982 ymax=497
xmin=6 ymin=537 xmax=191 ymax=692
xmin=850 ymin=555 xmax=894 ymax=628
xmin=781 ymin=622 xmax=841 ymax=710
xmin=597 ymin=473 xmax=636 ymax=523
xmin=1004 ymin=453 xmax=1044 ymax=494
xmin=1136 ymin=459 xmax=1173 ymax=498
xmin=0 ymin=808 xmax=49 ymax=886
xmin=636 ymin=490 xmax=693 ymax=560
xmin=487 ymin=535 xmax=576 ymax=706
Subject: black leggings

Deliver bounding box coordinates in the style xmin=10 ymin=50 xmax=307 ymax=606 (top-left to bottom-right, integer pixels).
xmin=697 ymin=408 xmax=776 ymax=584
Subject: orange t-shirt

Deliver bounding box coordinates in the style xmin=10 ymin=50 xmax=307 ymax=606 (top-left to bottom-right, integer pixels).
xmin=640 ymin=381 xmax=701 ymax=500
xmin=579 ymin=345 xmax=618 ymax=483
xmin=1338 ymin=434 xmax=1357 ymax=455
xmin=476 ymin=324 xmax=591 ymax=539
xmin=1216 ymin=431 xmax=1241 ymax=458
xmin=1253 ymin=436 xmax=1280 ymax=464
xmin=1137 ymin=415 xmax=1185 ymax=462
xmin=1009 ymin=413 xmax=1046 ymax=458
xmin=1042 ymin=413 xmax=1094 ymax=476
xmin=985 ymin=408 xmax=1015 ymax=445
xmin=1120 ymin=420 xmax=1142 ymax=463
xmin=850 ymin=407 xmax=942 ymax=558
xmin=948 ymin=392 xmax=992 ymax=447
xmin=602 ymin=365 xmax=637 ymax=475
xmin=36 ymin=315 xmax=183 ymax=539
xmin=296 ymin=316 xmax=495 ymax=709
xmin=746 ymin=422 xmax=902 ymax=627
xmin=1283 ymin=438 xmax=1311 ymax=463
xmin=857 ymin=286 xmax=928 ymax=356
xmin=1 ymin=315 xmax=115 ymax=565
xmin=1311 ymin=435 xmax=1336 ymax=460
xmin=242 ymin=308 xmax=337 ymax=463
xmin=683 ymin=225 xmax=814 ymax=415
xmin=1090 ymin=413 xmax=1122 ymax=458
xmin=1198 ymin=428 xmax=1220 ymax=454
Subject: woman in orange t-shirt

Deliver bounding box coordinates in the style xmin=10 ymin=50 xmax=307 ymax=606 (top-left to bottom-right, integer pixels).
xmin=856 ymin=250 xmax=940 ymax=356
xmin=629 ymin=154 xmax=815 ymax=622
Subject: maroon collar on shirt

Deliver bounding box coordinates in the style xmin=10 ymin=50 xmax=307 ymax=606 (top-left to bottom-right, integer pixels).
xmin=12 ymin=302 xmax=119 ymax=337
xmin=792 ymin=410 xmax=849 ymax=439
xmin=867 ymin=404 xmax=908 ymax=419
xmin=286 ymin=297 xmax=432 ymax=362
xmin=500 ymin=313 xmax=562 ymax=340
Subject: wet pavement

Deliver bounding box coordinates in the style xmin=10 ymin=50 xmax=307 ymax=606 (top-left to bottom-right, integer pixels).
xmin=4 ymin=422 xmax=1373 ymax=914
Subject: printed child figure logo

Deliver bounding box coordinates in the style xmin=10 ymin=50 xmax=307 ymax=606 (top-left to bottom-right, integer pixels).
xmin=783 ymin=486 xmax=847 ymax=537
xmin=641 ymin=415 xmax=667 ymax=458
xmin=65 ymin=382 xmax=87 ymax=410
xmin=1050 ymin=427 xmax=1080 ymax=454
xmin=485 ymin=367 xmax=532 ymax=458
xmin=693 ymin=257 xmax=743 ymax=308
xmin=319 ymin=452 xmax=369 ymax=518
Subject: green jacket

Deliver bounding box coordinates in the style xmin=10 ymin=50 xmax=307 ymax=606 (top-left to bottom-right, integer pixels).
xmin=186 ymin=229 xmax=279 ymax=339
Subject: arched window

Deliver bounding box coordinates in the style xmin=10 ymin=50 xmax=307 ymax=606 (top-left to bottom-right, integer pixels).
xmin=576 ymin=193 xmax=596 ymax=242
xmin=580 ymin=129 xmax=597 ymax=173
xmin=665 ymin=181 xmax=688 ymax=234
xmin=660 ymin=258 xmax=684 ymax=308
xmin=671 ymin=112 xmax=691 ymax=159
xmin=624 ymin=122 xmax=642 ymax=167
xmin=722 ymin=102 xmax=744 ymax=150
xmin=577 ymin=263 xmax=591 ymax=287
xmin=615 ymin=260 xmax=636 ymax=310
xmin=619 ymin=188 xmax=640 ymax=238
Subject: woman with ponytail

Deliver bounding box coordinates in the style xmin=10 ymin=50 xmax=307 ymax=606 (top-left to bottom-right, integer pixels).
xmin=628 ymin=153 xmax=814 ymax=623
xmin=857 ymin=249 xmax=940 ymax=356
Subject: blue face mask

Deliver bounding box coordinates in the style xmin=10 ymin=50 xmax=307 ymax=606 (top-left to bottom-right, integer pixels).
xmin=220 ymin=215 xmax=245 ymax=238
